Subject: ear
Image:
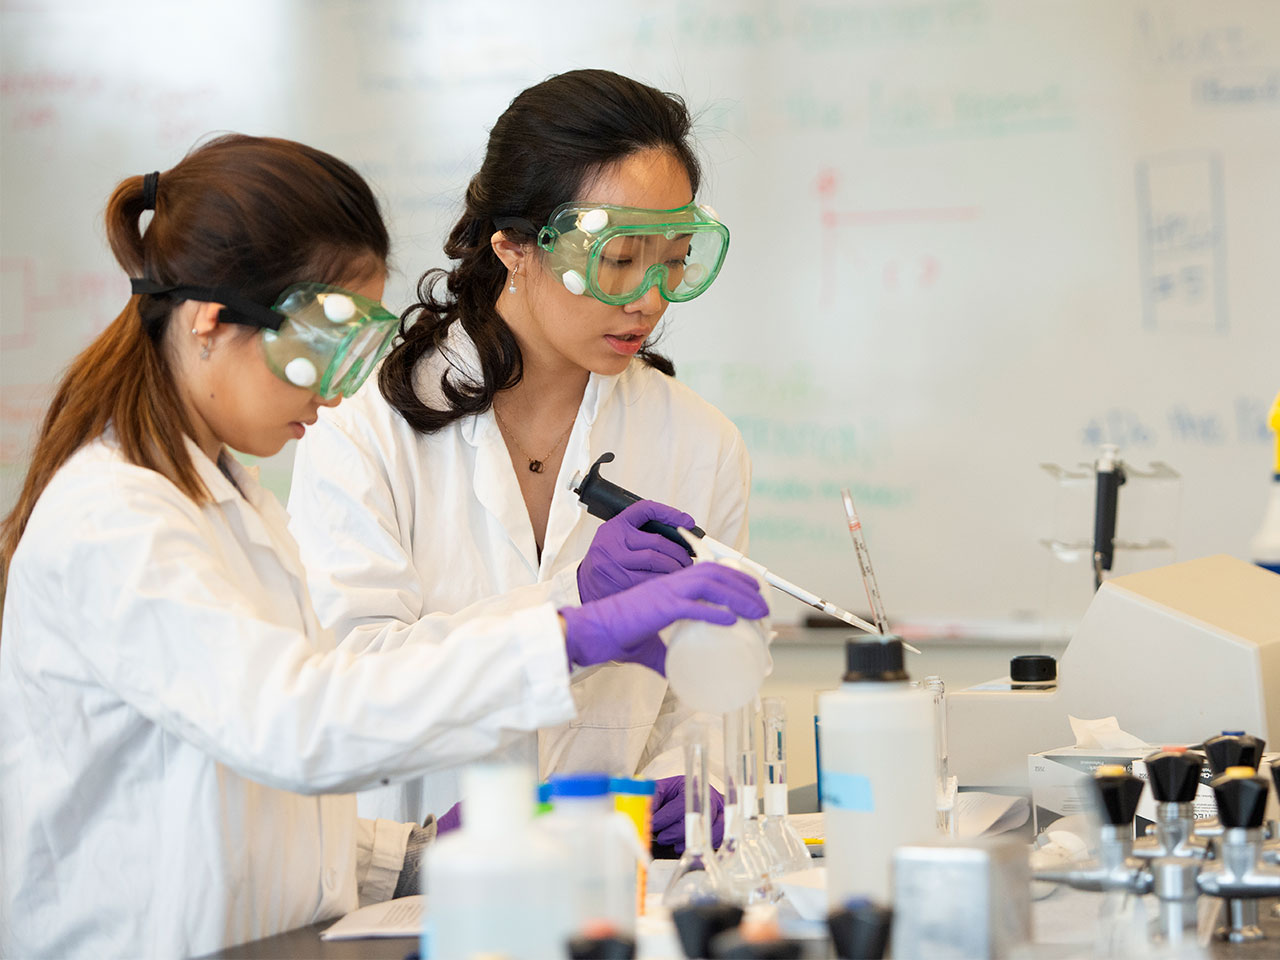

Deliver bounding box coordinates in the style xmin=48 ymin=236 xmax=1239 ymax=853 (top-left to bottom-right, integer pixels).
xmin=188 ymin=300 xmax=224 ymax=337
xmin=489 ymin=230 xmax=530 ymax=274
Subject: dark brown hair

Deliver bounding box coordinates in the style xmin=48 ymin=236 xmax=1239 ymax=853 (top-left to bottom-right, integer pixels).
xmin=1 ymin=134 xmax=389 ymax=593
xmin=380 ymin=69 xmax=701 ymax=435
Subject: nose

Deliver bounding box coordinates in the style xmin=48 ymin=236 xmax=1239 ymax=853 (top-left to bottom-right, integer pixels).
xmin=318 ymin=391 xmax=343 ymax=408
xmin=624 ymin=284 xmax=666 ymax=317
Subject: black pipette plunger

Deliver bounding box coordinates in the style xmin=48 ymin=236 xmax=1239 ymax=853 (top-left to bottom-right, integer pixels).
xmin=573 ymin=452 xmax=704 ymax=553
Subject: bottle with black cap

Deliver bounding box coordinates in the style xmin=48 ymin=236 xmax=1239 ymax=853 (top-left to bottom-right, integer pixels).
xmin=818 ymin=636 xmax=936 ymax=908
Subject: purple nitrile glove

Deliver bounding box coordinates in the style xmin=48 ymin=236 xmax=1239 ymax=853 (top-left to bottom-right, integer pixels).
xmin=562 ymin=563 xmax=769 ymax=676
xmin=435 ymin=801 xmax=462 ymax=836
xmin=651 ymin=775 xmax=725 ymax=852
xmin=577 ymin=499 xmax=696 ymax=604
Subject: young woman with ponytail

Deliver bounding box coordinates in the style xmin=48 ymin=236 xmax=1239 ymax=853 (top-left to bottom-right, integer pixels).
xmin=286 ymin=70 xmax=756 ymax=850
xmin=0 ymin=133 xmax=766 ymax=957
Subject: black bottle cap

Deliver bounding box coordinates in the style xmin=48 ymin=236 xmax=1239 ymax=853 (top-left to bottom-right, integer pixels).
xmin=1143 ymin=750 xmax=1204 ymax=803
xmin=843 ymin=638 xmax=908 ymax=682
xmin=672 ymin=902 xmax=744 ymax=959
xmin=1093 ymin=768 xmax=1145 ymax=826
xmin=1010 ymin=654 xmax=1056 ymax=682
xmin=708 ymin=930 xmax=803 ymax=959
xmin=827 ymin=899 xmax=893 ymax=960
xmin=1202 ymin=733 xmax=1266 ymax=776
xmin=568 ymin=934 xmax=637 ymax=959
xmin=1211 ymin=771 xmax=1269 ymax=829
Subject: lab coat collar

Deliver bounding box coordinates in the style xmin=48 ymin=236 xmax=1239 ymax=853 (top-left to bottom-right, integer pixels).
xmin=181 ymin=437 xmax=300 ymax=561
xmin=183 ymin=436 xmax=263 ymax=509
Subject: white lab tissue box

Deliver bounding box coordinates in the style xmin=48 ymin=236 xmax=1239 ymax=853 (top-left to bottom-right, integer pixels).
xmin=1029 ymin=746 xmax=1280 ymax=835
xmin=1028 ymin=746 xmax=1150 ymax=835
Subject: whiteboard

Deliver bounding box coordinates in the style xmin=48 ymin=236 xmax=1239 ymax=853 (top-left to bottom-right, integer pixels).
xmin=3 ymin=0 xmax=1278 ymax=632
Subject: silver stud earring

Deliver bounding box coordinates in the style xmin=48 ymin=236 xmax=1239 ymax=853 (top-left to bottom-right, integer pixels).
xmin=508 ymin=265 xmax=518 ymax=294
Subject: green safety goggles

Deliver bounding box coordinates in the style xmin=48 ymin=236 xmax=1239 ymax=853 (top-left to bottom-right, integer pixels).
xmin=130 ymin=279 xmax=399 ymax=400
xmin=500 ymin=202 xmax=730 ymax=305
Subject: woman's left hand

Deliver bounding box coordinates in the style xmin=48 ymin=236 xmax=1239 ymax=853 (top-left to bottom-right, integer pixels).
xmin=651 ymin=775 xmax=725 ymax=852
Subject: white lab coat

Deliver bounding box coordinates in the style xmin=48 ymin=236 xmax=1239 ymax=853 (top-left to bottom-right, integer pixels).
xmin=288 ymin=330 xmax=752 ymax=824
xmin=0 ymin=434 xmax=575 ymax=959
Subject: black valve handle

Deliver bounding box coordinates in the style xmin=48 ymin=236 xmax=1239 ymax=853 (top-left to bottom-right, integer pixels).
xmin=572 ymin=452 xmax=705 ymax=555
xmin=1202 ymin=733 xmax=1266 ymax=776
xmin=1211 ymin=772 xmax=1269 ymax=829
xmin=1143 ymin=750 xmax=1204 ymax=804
xmin=828 ymin=899 xmax=893 ymax=960
xmin=1094 ymin=768 xmax=1145 ymax=826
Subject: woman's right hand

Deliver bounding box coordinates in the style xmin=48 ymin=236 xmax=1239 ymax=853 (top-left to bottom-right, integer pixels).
xmin=561 ymin=562 xmax=769 ymax=675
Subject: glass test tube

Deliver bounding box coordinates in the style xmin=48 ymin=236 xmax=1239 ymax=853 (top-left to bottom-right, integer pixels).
xmin=662 ymin=721 xmax=722 ymax=908
xmin=924 ymin=675 xmax=957 ymax=836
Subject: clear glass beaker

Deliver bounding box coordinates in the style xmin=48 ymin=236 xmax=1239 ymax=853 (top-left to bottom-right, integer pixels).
xmin=758 ymin=696 xmax=812 ymax=875
xmin=714 ymin=705 xmax=772 ymax=905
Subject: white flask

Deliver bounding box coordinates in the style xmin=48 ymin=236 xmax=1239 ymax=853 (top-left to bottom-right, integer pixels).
xmin=422 ymin=764 xmax=573 ymax=959
xmin=665 ymin=555 xmax=772 ymax=715
xmin=818 ymin=637 xmax=936 ymax=907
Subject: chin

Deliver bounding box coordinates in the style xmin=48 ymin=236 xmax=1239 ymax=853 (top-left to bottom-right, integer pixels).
xmin=590 ymin=353 xmax=636 ymax=377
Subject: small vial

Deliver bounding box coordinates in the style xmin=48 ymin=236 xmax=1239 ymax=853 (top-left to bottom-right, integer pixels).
xmin=924 ymin=675 xmax=958 ymax=836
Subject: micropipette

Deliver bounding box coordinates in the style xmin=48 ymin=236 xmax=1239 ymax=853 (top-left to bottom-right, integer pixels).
xmin=840 ymin=488 xmax=889 ymax=633
xmin=570 ymin=453 xmax=881 ymax=634
xmin=840 ymin=487 xmax=921 ymax=655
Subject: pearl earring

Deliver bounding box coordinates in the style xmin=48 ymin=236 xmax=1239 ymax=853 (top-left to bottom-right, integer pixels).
xmin=508 ymin=265 xmax=519 ymax=294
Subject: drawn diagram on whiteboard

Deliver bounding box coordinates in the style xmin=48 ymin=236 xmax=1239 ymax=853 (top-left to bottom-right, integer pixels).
xmin=1135 ymin=152 xmax=1228 ymax=335
xmin=815 ymin=168 xmax=980 ymax=307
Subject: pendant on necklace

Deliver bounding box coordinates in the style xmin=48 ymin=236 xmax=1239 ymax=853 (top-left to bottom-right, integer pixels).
xmin=528 ymin=460 xmax=544 ymax=474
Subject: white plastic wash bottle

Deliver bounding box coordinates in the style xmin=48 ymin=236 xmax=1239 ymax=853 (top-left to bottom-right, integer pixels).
xmin=818 ymin=637 xmax=936 ymax=907
xmin=1252 ymin=390 xmax=1280 ymax=575
xmin=422 ymin=764 xmax=572 ymax=959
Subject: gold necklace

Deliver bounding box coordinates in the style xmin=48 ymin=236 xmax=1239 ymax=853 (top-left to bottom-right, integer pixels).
xmin=492 ymin=406 xmax=576 ymax=474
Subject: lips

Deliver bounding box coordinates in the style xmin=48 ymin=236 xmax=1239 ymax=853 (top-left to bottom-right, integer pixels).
xmin=604 ymin=329 xmax=651 ymax=357
xmin=289 ymin=418 xmax=316 ymax=440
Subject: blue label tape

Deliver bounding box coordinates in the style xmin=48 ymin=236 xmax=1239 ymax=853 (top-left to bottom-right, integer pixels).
xmin=821 ymin=772 xmax=874 ymax=812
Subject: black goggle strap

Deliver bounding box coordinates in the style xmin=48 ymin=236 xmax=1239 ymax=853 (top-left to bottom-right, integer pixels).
xmin=493 ymin=216 xmax=540 ymax=237
xmin=129 ymin=278 xmax=285 ymax=332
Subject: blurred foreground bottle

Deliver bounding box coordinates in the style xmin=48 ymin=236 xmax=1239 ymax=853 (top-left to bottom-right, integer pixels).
xmin=818 ymin=637 xmax=936 ymax=907
xmin=422 ymin=764 xmax=572 ymax=960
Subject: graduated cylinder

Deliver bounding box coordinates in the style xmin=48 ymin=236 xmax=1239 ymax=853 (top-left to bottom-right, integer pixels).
xmin=819 ymin=637 xmax=937 ymax=907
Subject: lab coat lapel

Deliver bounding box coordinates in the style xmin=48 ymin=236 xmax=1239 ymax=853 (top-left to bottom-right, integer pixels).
xmin=195 ymin=446 xmax=320 ymax=635
xmin=539 ymin=371 xmax=621 ymax=575
xmin=469 ymin=413 xmax=541 ymax=578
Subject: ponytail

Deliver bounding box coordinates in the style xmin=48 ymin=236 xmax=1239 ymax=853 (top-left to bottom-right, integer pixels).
xmin=1 ymin=134 xmax=390 ymax=601
xmin=0 ymin=176 xmax=205 ymax=596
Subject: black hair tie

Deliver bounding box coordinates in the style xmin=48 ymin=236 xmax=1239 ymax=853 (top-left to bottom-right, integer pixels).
xmin=141 ymin=171 xmax=160 ymax=211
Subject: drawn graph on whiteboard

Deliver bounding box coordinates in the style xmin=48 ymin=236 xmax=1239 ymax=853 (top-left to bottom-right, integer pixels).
xmin=1135 ymin=152 xmax=1229 ymax=335
xmin=815 ymin=168 xmax=980 ymax=307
